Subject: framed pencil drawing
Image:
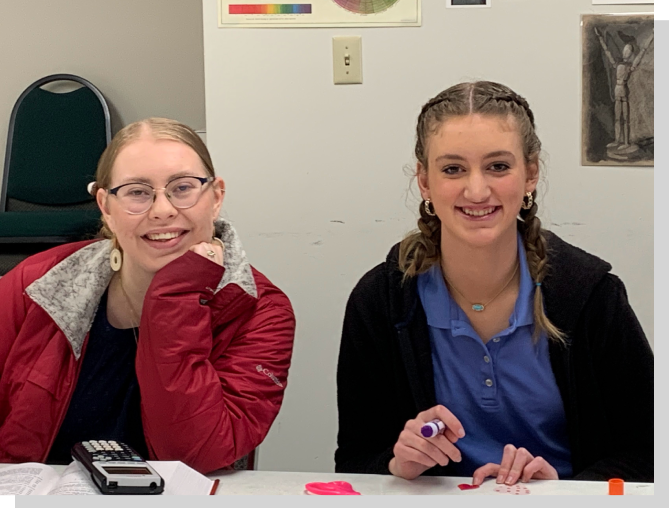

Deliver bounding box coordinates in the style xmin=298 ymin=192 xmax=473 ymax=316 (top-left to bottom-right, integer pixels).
xmin=581 ymin=14 xmax=654 ymax=166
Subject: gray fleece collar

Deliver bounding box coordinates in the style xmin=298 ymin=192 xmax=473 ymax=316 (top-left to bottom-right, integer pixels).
xmin=25 ymin=219 xmax=256 ymax=359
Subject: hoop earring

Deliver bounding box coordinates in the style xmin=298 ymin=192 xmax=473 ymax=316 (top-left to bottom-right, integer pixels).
xmin=110 ymin=237 xmax=123 ymax=272
xmin=424 ymin=199 xmax=436 ymax=217
xmin=521 ymin=192 xmax=534 ymax=210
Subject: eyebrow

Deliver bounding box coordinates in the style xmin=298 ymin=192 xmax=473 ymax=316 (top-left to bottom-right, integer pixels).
xmin=435 ymin=150 xmax=516 ymax=163
xmin=118 ymin=171 xmax=203 ymax=185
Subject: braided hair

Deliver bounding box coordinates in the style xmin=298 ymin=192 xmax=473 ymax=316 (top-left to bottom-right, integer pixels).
xmin=399 ymin=81 xmax=564 ymax=343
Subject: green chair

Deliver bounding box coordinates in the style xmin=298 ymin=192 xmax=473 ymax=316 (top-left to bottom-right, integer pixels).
xmin=0 ymin=74 xmax=110 ymax=273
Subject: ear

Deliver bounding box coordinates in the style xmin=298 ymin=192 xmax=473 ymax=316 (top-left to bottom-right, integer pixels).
xmin=416 ymin=162 xmax=430 ymax=201
xmin=525 ymin=157 xmax=539 ymax=194
xmin=211 ymin=177 xmax=225 ymax=219
xmin=96 ymin=188 xmax=116 ymax=234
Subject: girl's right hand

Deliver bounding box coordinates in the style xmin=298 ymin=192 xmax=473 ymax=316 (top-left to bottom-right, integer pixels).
xmin=388 ymin=405 xmax=466 ymax=480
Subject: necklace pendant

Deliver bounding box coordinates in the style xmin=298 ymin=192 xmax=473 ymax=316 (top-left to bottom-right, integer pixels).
xmin=472 ymin=304 xmax=485 ymax=312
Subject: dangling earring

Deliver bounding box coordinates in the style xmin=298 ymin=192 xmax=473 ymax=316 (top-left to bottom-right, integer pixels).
xmin=424 ymin=199 xmax=436 ymax=217
xmin=110 ymin=236 xmax=123 ymax=272
xmin=521 ymin=192 xmax=534 ymax=210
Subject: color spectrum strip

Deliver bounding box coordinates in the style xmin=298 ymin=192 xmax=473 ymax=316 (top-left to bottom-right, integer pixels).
xmin=229 ymin=4 xmax=312 ymax=14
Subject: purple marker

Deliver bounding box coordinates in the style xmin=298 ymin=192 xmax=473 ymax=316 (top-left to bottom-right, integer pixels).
xmin=421 ymin=419 xmax=446 ymax=438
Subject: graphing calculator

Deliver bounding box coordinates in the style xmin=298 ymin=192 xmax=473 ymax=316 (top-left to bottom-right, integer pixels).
xmin=71 ymin=440 xmax=165 ymax=494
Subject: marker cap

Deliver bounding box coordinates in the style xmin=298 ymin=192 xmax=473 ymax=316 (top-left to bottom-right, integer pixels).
xmin=608 ymin=478 xmax=624 ymax=495
xmin=420 ymin=419 xmax=445 ymax=438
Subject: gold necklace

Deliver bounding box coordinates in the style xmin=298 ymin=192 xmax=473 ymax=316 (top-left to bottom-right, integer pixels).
xmin=117 ymin=275 xmax=140 ymax=344
xmin=443 ymin=262 xmax=519 ymax=312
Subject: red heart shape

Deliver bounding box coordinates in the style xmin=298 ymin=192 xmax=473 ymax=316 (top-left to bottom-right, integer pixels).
xmin=458 ymin=484 xmax=480 ymax=490
xmin=305 ymin=481 xmax=361 ymax=495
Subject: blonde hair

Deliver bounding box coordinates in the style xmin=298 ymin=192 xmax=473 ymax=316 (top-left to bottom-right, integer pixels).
xmin=92 ymin=117 xmax=215 ymax=239
xmin=399 ymin=81 xmax=565 ymax=343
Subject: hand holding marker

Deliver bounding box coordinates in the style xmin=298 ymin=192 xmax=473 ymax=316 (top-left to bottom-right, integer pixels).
xmin=421 ymin=419 xmax=446 ymax=438
xmin=388 ymin=406 xmax=465 ymax=481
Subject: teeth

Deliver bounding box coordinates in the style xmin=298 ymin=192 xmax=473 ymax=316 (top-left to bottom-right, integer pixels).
xmin=462 ymin=207 xmax=495 ymax=217
xmin=146 ymin=231 xmax=181 ymax=241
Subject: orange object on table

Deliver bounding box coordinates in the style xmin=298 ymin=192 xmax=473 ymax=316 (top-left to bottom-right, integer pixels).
xmin=608 ymin=478 xmax=624 ymax=495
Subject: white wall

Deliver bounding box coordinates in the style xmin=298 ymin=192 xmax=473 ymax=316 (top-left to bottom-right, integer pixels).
xmin=202 ymin=0 xmax=654 ymax=473
xmin=0 ymin=0 xmax=206 ymax=185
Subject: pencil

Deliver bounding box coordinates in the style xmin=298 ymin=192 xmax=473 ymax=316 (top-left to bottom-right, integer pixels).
xmin=210 ymin=479 xmax=220 ymax=495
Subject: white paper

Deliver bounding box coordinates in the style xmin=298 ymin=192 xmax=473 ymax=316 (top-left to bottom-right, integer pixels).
xmin=219 ymin=0 xmax=421 ymax=28
xmin=0 ymin=463 xmax=62 ymax=495
xmin=0 ymin=460 xmax=212 ymax=495
xmin=45 ymin=463 xmax=98 ymax=495
xmin=149 ymin=461 xmax=214 ymax=496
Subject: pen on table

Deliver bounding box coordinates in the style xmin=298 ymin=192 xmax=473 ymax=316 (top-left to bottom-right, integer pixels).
xmin=421 ymin=419 xmax=446 ymax=438
xmin=209 ymin=478 xmax=220 ymax=495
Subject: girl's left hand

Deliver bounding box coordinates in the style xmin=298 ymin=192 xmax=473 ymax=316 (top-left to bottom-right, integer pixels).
xmin=471 ymin=444 xmax=558 ymax=486
xmin=189 ymin=240 xmax=224 ymax=267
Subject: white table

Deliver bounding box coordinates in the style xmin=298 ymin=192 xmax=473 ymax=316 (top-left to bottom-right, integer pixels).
xmin=207 ymin=470 xmax=654 ymax=496
xmin=10 ymin=464 xmax=653 ymax=496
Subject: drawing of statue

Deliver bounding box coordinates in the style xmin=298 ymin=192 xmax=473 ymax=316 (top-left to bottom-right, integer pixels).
xmin=593 ymin=26 xmax=654 ymax=161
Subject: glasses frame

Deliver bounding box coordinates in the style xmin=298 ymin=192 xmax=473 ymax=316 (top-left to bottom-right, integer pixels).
xmin=107 ymin=176 xmax=215 ymax=215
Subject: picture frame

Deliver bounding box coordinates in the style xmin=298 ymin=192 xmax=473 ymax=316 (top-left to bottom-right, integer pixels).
xmin=581 ymin=13 xmax=654 ymax=166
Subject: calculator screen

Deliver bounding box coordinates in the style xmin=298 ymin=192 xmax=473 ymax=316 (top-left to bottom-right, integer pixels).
xmin=102 ymin=466 xmax=152 ymax=475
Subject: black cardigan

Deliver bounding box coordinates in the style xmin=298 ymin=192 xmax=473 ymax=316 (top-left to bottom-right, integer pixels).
xmin=334 ymin=230 xmax=653 ymax=482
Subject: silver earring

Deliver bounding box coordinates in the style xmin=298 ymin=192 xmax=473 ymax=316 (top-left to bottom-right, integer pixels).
xmin=110 ymin=237 xmax=123 ymax=271
xmin=521 ymin=192 xmax=534 ymax=210
xmin=424 ymin=199 xmax=436 ymax=217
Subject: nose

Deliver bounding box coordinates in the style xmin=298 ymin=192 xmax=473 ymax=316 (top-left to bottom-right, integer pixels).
xmin=149 ymin=188 xmax=177 ymax=219
xmin=463 ymin=168 xmax=491 ymax=203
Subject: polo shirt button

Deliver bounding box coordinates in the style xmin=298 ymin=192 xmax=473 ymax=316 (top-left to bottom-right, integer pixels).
xmin=485 ymin=379 xmax=493 ymax=387
xmin=483 ymin=356 xmax=490 ymax=363
xmin=492 ymin=337 xmax=501 ymax=343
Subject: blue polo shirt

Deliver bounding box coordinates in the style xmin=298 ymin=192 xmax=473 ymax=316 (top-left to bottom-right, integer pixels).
xmin=416 ymin=234 xmax=572 ymax=478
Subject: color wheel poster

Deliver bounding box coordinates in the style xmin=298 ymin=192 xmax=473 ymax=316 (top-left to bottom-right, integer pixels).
xmin=219 ymin=0 xmax=421 ymax=27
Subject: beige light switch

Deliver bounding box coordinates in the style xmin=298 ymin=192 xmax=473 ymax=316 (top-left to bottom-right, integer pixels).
xmin=333 ymin=36 xmax=362 ymax=85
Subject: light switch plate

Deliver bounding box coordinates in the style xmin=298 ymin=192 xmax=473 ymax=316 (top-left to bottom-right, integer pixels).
xmin=333 ymin=36 xmax=362 ymax=85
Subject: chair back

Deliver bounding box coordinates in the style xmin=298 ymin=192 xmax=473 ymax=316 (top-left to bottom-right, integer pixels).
xmin=232 ymin=449 xmax=257 ymax=471
xmin=1 ymin=74 xmax=111 ymax=211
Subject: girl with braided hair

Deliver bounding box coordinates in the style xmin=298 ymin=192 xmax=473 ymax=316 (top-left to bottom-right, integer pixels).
xmin=335 ymin=81 xmax=653 ymax=485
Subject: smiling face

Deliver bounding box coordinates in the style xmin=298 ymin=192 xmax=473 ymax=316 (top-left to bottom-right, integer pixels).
xmin=417 ymin=114 xmax=538 ymax=250
xmin=97 ymin=132 xmax=224 ymax=276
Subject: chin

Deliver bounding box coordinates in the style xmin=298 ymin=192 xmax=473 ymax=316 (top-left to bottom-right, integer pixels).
xmin=447 ymin=224 xmax=508 ymax=249
xmin=143 ymin=252 xmax=184 ymax=274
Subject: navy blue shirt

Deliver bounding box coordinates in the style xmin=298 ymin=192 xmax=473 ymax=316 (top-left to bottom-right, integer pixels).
xmin=416 ymin=234 xmax=572 ymax=478
xmin=46 ymin=290 xmax=148 ymax=464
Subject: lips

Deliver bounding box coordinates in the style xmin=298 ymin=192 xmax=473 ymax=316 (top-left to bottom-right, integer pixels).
xmin=457 ymin=206 xmax=500 ymax=219
xmin=145 ymin=231 xmax=183 ymax=241
xmin=141 ymin=229 xmax=189 ymax=249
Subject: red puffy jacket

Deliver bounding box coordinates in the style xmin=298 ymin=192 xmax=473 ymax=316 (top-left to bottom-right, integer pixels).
xmin=0 ymin=224 xmax=295 ymax=473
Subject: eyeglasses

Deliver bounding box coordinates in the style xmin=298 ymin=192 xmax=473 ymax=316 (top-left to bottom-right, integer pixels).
xmin=108 ymin=176 xmax=215 ymax=215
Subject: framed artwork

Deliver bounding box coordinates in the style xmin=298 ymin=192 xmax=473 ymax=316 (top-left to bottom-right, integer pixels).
xmin=447 ymin=0 xmax=490 ymax=7
xmin=582 ymin=13 xmax=654 ymax=166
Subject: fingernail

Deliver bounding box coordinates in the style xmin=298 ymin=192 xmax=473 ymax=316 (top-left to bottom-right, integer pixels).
xmin=505 ymin=475 xmax=515 ymax=485
xmin=496 ymin=475 xmax=504 ymax=484
xmin=458 ymin=429 xmax=465 ymax=438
